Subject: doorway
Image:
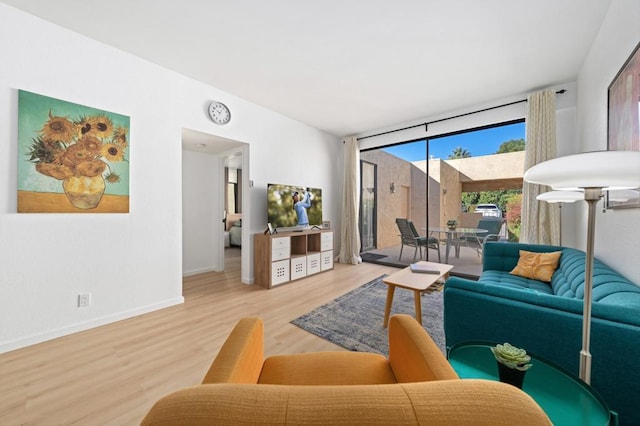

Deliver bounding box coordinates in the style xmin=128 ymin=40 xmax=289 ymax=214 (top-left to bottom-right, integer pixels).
xmin=360 ymin=160 xmax=376 ymax=251
xmin=181 ymin=128 xmax=250 ymax=283
xmin=223 ymin=151 xmax=243 ymax=271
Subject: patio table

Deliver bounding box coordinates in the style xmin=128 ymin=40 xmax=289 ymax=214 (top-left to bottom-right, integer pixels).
xmin=428 ymin=227 xmax=487 ymax=263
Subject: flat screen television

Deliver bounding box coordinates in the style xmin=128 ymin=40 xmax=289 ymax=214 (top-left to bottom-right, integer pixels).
xmin=267 ymin=183 xmax=323 ymax=230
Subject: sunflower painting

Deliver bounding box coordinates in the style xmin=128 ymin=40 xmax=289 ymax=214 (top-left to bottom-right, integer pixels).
xmin=18 ymin=90 xmax=130 ymax=213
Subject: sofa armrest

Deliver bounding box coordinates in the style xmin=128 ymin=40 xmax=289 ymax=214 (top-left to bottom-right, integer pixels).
xmin=201 ymin=317 xmax=264 ymax=384
xmin=388 ymin=314 xmax=458 ymax=382
xmin=141 ymin=381 xmax=551 ymax=426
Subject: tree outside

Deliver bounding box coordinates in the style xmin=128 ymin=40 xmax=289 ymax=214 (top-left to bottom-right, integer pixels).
xmin=457 ymin=139 xmax=525 ymax=241
xmin=448 ymin=147 xmax=472 ymax=159
xmin=496 ymin=139 xmax=525 ymax=153
xmin=505 ymin=193 xmax=522 ymax=241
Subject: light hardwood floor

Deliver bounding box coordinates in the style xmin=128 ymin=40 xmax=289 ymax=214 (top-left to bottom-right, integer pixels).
xmin=0 ymin=248 xmax=397 ymax=425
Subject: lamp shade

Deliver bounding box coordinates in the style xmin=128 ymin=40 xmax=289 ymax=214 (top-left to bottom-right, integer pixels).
xmin=608 ymin=189 xmax=640 ymax=202
xmin=524 ymin=151 xmax=640 ymax=190
xmin=536 ymin=191 xmax=584 ymax=203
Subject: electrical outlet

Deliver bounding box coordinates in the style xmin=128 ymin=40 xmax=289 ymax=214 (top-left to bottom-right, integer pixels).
xmin=78 ymin=293 xmax=91 ymax=308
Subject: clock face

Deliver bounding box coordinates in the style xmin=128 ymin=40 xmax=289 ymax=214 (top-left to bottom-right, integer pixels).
xmin=208 ymin=101 xmax=231 ymax=125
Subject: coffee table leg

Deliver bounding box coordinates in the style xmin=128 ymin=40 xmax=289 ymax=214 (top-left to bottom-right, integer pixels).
xmin=383 ymin=284 xmax=396 ymax=328
xmin=413 ymin=290 xmax=422 ymax=325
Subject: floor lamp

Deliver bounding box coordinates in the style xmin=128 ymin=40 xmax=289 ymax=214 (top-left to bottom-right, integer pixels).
xmin=524 ymin=150 xmax=640 ymax=384
xmin=536 ymin=191 xmax=583 ymax=246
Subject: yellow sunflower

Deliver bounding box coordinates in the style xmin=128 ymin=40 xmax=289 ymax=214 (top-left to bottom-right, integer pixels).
xmin=112 ymin=126 xmax=128 ymax=147
xmin=63 ymin=144 xmax=94 ymax=166
xmin=75 ymin=159 xmax=107 ymax=177
xmin=77 ymin=115 xmax=113 ymax=139
xmin=87 ymin=115 xmax=113 ymax=139
xmin=36 ymin=162 xmax=74 ymax=180
xmin=39 ymin=110 xmax=76 ymax=143
xmin=76 ymin=116 xmax=92 ymax=136
xmin=77 ymin=135 xmax=103 ymax=155
xmin=101 ymin=143 xmax=125 ymax=162
xmin=105 ymin=172 xmax=121 ymax=183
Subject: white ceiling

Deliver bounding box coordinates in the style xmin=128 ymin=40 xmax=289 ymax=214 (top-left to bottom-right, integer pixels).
xmin=3 ymin=0 xmax=611 ymax=139
xmin=181 ymin=128 xmax=244 ymax=166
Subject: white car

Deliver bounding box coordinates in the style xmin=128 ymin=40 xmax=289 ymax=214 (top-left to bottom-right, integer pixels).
xmin=474 ymin=203 xmax=502 ymax=217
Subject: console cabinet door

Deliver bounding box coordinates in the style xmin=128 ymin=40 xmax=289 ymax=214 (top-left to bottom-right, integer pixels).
xmin=272 ymin=237 xmax=290 ymax=261
xmin=271 ymin=259 xmax=290 ymax=286
xmin=321 ymin=232 xmax=333 ymax=252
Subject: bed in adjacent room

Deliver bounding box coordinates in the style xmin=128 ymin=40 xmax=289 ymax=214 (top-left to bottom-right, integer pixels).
xmin=225 ymin=213 xmax=242 ymax=247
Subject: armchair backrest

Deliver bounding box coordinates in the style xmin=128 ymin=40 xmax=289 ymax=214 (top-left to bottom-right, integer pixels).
xmin=477 ymin=217 xmax=503 ymax=236
xmin=387 ymin=314 xmax=458 ymax=382
xmin=396 ymin=218 xmax=418 ymax=243
xmin=408 ymin=221 xmax=422 ymax=238
xmin=202 ymin=316 xmax=265 ymax=384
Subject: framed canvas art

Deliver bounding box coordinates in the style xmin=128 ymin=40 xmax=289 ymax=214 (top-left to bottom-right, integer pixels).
xmin=606 ymin=42 xmax=640 ymax=209
xmin=18 ymin=90 xmax=130 ymax=213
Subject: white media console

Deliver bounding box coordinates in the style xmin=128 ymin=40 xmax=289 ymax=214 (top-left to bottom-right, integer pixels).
xmin=254 ymin=229 xmax=333 ymax=289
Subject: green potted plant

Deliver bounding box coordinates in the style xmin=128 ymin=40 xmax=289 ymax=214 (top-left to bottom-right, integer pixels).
xmin=490 ymin=342 xmax=532 ymax=388
xmin=446 ymin=219 xmax=457 ymax=230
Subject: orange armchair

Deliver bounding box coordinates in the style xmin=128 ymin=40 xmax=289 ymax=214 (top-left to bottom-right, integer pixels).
xmin=142 ymin=315 xmax=550 ymax=425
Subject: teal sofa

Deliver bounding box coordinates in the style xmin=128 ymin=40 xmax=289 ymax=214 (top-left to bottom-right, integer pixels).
xmin=444 ymin=242 xmax=640 ymax=426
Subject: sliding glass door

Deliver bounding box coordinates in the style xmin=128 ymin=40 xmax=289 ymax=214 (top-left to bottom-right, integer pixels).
xmin=357 ymin=120 xmax=524 ymax=260
xmin=360 ymin=160 xmax=377 ymax=251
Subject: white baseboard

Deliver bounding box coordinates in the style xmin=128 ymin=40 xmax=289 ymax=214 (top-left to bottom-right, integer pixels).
xmin=0 ymin=297 xmax=184 ymax=354
xmin=182 ymin=266 xmax=222 ymax=277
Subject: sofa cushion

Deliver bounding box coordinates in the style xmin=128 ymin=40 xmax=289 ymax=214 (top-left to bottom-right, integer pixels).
xmin=510 ymin=250 xmax=562 ymax=282
xmin=259 ymin=352 xmax=397 ymax=385
xmin=479 ymin=270 xmax=554 ymax=294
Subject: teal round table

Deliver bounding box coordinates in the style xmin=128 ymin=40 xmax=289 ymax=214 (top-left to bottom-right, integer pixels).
xmin=448 ymin=341 xmax=616 ymax=426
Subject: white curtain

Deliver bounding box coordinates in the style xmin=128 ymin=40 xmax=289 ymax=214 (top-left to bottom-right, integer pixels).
xmin=336 ymin=136 xmax=362 ymax=264
xmin=521 ymin=89 xmax=560 ymax=245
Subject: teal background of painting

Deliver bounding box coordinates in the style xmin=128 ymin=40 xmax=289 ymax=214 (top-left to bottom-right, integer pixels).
xmin=18 ymin=90 xmax=130 ymax=195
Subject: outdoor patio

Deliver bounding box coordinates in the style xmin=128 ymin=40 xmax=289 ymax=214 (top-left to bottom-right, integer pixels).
xmin=361 ymin=242 xmax=483 ymax=279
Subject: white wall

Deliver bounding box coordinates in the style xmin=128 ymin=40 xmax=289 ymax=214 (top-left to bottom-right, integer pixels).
xmin=182 ymin=150 xmax=221 ymax=276
xmin=576 ymin=0 xmax=640 ymax=283
xmin=0 ymin=3 xmax=341 ymax=353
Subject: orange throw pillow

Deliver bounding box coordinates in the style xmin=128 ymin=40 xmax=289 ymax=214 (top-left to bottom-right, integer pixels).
xmin=510 ymin=250 xmax=562 ymax=283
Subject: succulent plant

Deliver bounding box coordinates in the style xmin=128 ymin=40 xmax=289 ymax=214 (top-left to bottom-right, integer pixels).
xmin=490 ymin=343 xmax=532 ymax=371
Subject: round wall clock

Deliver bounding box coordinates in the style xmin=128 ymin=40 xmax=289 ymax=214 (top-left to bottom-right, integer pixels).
xmin=208 ymin=101 xmax=231 ymax=125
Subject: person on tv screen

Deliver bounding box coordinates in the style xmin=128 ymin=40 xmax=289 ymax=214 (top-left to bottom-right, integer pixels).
xmin=292 ymin=189 xmax=312 ymax=226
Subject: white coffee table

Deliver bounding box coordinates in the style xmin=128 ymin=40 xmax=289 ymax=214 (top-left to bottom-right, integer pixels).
xmin=382 ymin=261 xmax=453 ymax=328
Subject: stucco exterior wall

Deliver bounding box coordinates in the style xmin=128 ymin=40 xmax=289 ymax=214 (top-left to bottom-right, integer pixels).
xmin=361 ymin=151 xmax=410 ymax=248
xmin=439 ymin=161 xmax=462 ymax=226
xmin=362 ymin=150 xmax=523 ymax=250
xmin=445 ymin=151 xmax=525 ymax=182
xmin=410 ymin=164 xmax=428 ymax=231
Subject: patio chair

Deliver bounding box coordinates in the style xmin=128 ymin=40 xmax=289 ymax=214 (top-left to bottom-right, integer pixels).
xmin=395 ymin=218 xmax=441 ymax=262
xmin=454 ymin=217 xmax=503 ymax=258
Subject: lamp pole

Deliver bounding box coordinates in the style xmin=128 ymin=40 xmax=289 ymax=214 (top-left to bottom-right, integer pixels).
xmin=579 ymin=188 xmax=602 ymax=384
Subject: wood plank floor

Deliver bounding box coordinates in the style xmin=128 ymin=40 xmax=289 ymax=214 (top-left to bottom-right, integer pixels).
xmin=0 ymin=249 xmax=397 ymax=425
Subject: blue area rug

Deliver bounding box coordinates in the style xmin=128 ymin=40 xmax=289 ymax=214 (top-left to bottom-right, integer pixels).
xmin=291 ymin=275 xmax=445 ymax=355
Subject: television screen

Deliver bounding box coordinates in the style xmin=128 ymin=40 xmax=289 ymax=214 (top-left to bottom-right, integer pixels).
xmin=267 ymin=183 xmax=323 ymax=229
